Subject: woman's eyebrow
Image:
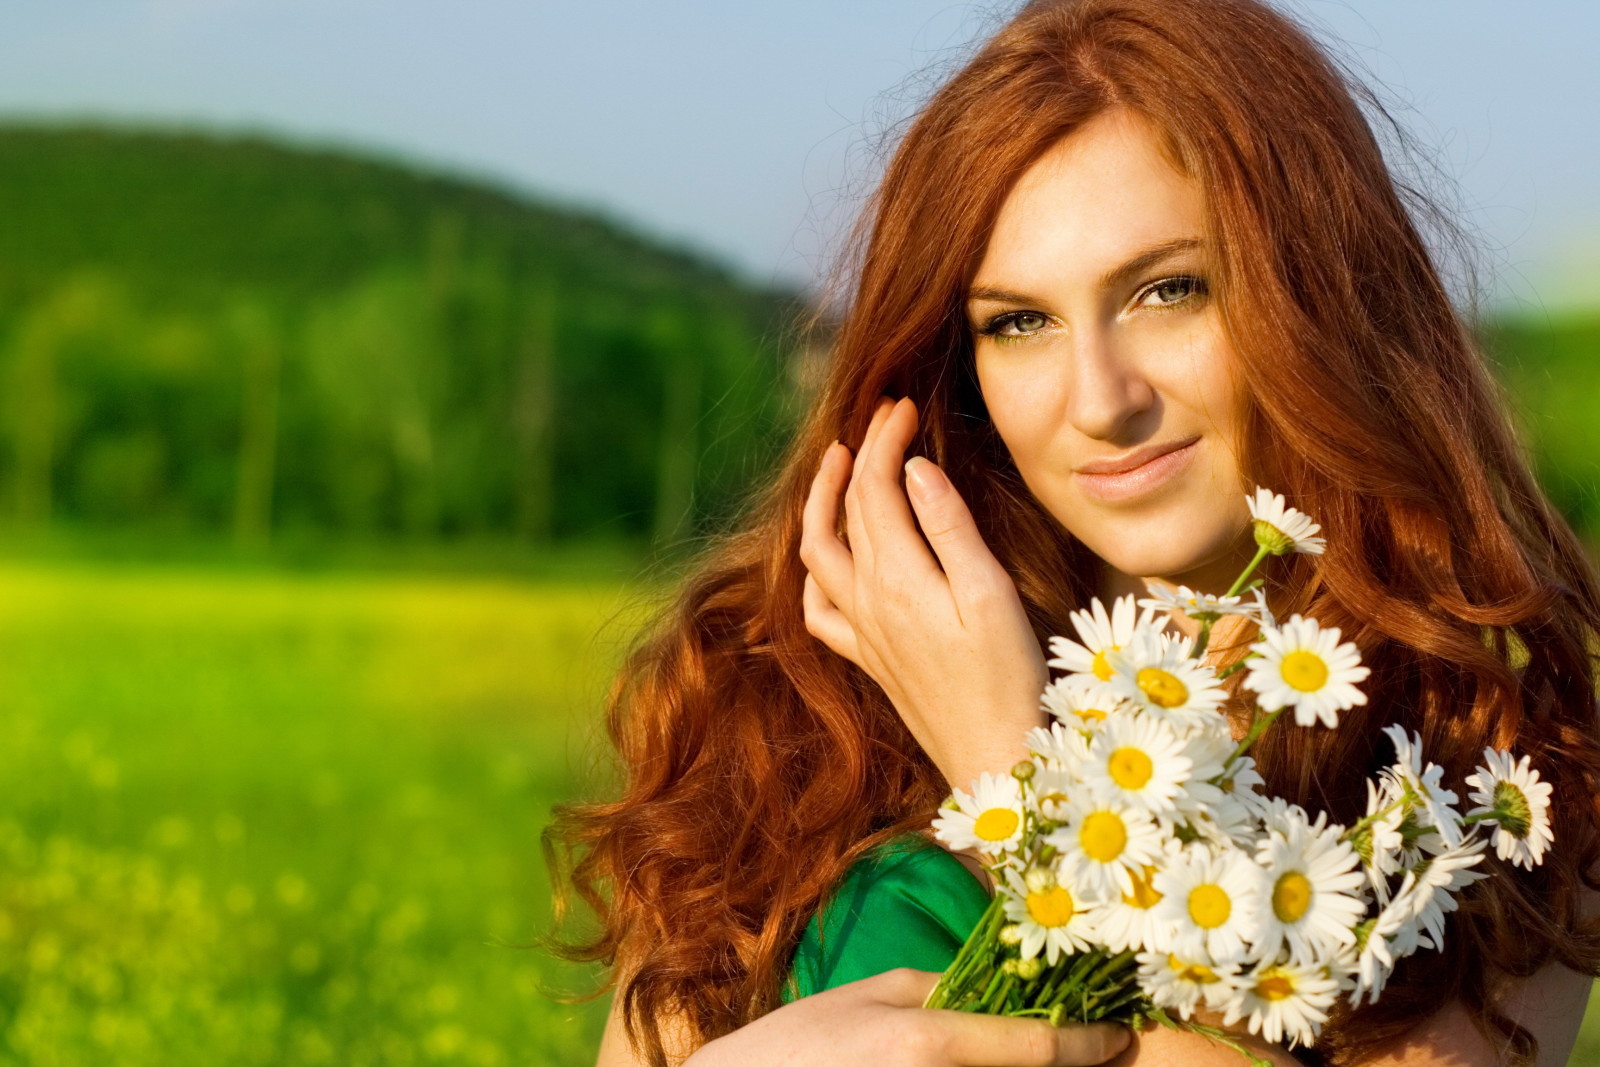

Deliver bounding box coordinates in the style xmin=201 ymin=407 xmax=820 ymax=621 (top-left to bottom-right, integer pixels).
xmin=967 ymin=236 xmax=1205 ymax=305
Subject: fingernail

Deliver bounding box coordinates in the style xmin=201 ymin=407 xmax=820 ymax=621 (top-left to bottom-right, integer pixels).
xmin=904 ymin=456 xmax=946 ymax=499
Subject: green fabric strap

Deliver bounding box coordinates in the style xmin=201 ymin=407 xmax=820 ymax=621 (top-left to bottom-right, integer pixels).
xmin=783 ymin=835 xmax=991 ymax=1002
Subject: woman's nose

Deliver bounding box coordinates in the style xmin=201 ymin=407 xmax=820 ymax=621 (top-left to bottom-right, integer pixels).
xmin=1062 ymin=328 xmax=1156 ymax=441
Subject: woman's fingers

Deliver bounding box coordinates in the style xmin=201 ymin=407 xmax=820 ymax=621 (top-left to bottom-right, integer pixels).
xmin=801 ymin=441 xmax=857 ymax=617
xmin=926 ymin=1011 xmax=1131 ymax=1067
xmin=802 ymin=572 xmax=862 ymax=666
xmin=902 ymin=456 xmax=1016 ymax=624
xmin=843 ymin=397 xmax=896 ymax=573
xmin=850 ymin=396 xmax=943 ymax=587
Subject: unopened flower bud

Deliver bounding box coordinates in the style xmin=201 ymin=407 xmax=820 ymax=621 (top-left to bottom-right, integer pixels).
xmin=1011 ymin=760 xmax=1037 ymax=782
xmin=1015 ymin=957 xmax=1044 ymax=981
xmin=999 ymin=924 xmax=1025 ymax=946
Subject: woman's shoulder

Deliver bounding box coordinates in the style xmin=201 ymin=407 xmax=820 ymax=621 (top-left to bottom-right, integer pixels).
xmin=784 ymin=834 xmax=991 ymax=1001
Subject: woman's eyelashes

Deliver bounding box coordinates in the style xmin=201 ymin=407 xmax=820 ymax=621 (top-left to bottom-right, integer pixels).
xmin=1135 ymin=273 xmax=1208 ymax=310
xmin=973 ymin=274 xmax=1210 ymax=342
xmin=979 ymin=310 xmax=1051 ymax=341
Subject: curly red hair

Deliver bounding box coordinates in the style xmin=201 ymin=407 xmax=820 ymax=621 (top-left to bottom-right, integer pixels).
xmin=544 ymin=2 xmax=1600 ymax=1064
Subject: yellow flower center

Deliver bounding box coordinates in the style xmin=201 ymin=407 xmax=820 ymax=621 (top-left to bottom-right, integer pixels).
xmin=1092 ymin=647 xmax=1117 ymax=681
xmin=1108 ymin=747 xmax=1155 ymax=790
xmin=1079 ymin=811 xmax=1128 ymax=863
xmin=974 ymin=808 xmax=1019 ymax=842
xmin=1122 ymin=865 xmax=1163 ymax=910
xmin=1280 ymin=650 xmax=1329 ymax=692
xmin=1077 ymin=707 xmax=1108 ymax=723
xmin=1168 ymin=955 xmax=1219 ymax=984
xmin=1187 ymin=884 xmax=1232 ymax=929
xmin=1272 ymin=871 xmax=1313 ymax=923
xmin=1026 ymin=886 xmax=1076 ymax=928
xmin=1255 ymin=972 xmax=1296 ymax=1002
xmin=1137 ymin=667 xmax=1188 ymax=708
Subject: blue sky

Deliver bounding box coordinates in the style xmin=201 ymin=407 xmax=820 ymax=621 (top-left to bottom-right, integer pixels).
xmin=1 ymin=1 xmax=1595 ymax=311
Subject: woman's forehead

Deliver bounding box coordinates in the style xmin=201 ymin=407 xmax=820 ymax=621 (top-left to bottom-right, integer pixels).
xmin=975 ymin=116 xmax=1206 ymax=294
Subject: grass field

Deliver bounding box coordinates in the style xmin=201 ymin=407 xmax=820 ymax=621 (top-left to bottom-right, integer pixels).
xmin=0 ymin=556 xmax=646 ymax=1065
xmin=1 ymin=555 xmax=1598 ymax=1066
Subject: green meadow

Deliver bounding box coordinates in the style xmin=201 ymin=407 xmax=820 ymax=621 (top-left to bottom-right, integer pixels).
xmin=0 ymin=555 xmax=639 ymax=1065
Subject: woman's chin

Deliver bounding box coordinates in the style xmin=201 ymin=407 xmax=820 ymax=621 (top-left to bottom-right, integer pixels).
xmin=1077 ymin=525 xmax=1252 ymax=594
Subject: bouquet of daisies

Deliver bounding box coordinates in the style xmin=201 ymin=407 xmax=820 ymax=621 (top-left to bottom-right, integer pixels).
xmin=925 ymin=488 xmax=1553 ymax=1064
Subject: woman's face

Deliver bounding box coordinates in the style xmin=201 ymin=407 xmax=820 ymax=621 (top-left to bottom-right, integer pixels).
xmin=968 ymin=106 xmax=1255 ymax=599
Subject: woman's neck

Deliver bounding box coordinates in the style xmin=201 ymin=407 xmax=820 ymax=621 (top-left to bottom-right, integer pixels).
xmin=1098 ymin=549 xmax=1261 ymax=646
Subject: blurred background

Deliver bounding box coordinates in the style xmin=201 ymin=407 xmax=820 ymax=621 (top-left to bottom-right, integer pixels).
xmin=0 ymin=2 xmax=1594 ymax=1064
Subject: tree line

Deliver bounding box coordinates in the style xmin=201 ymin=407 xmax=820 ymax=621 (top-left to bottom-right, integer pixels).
xmin=0 ymin=125 xmax=805 ymax=550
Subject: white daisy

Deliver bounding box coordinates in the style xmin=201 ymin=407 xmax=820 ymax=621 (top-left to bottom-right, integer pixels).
xmin=1000 ymin=866 xmax=1100 ymax=965
xmin=1098 ymin=855 xmax=1179 ymax=953
xmin=1216 ymin=754 xmax=1269 ymax=818
xmin=1104 ymin=629 xmax=1228 ymax=725
xmin=1081 ymin=712 xmax=1195 ymax=816
xmin=1028 ymin=762 xmax=1082 ymax=824
xmin=1243 ymin=615 xmax=1370 ymax=728
xmin=1137 ymin=949 xmax=1242 ymax=1020
xmin=1380 ymin=725 xmax=1465 ymax=847
xmin=1151 ymin=844 xmax=1265 ymax=964
xmin=1138 ymin=581 xmax=1250 ymax=623
xmin=1247 ymin=487 xmax=1327 ymax=556
xmin=1026 ymin=720 xmax=1090 ymax=771
xmin=1245 ymin=585 xmax=1276 ymax=629
xmin=931 ymin=771 xmax=1027 ymax=856
xmin=1047 ymin=797 xmax=1167 ymax=900
xmin=1157 ymin=723 xmax=1253 ymax=847
xmin=1221 ymin=957 xmax=1340 ymax=1049
xmin=1394 ymin=835 xmax=1488 ymax=951
xmin=1047 ymin=594 xmax=1166 ymax=698
xmin=1254 ymin=808 xmax=1368 ymax=966
xmin=1352 ymin=773 xmax=1408 ymax=904
xmin=1349 ymin=893 xmax=1416 ymax=1006
xmin=1183 ymin=792 xmax=1262 ymax=853
xmin=1039 ymin=676 xmax=1120 ymax=734
xmin=1465 ymin=747 xmax=1554 ymax=870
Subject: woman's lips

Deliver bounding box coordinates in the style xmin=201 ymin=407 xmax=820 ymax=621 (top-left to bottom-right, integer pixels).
xmin=1075 ymin=438 xmax=1199 ymax=502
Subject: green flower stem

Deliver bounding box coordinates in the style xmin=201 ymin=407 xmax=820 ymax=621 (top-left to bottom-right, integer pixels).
xmin=1224 ymin=545 xmax=1274 ymax=599
xmin=1225 ymin=705 xmax=1285 ymax=767
xmin=1216 ymin=653 xmax=1259 ymax=681
xmin=926 ymin=891 xmax=1007 ymax=1010
xmin=1340 ymin=795 xmax=1408 ymax=844
xmin=1171 ymin=1020 xmax=1275 ymax=1067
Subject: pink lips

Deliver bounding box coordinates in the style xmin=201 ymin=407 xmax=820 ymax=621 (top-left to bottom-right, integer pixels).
xmin=1075 ymin=438 xmax=1200 ymax=502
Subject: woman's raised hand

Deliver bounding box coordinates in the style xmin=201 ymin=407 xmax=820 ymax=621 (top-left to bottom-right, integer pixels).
xmin=799 ymin=395 xmax=1049 ymax=792
xmin=684 ymin=969 xmax=1130 ymax=1067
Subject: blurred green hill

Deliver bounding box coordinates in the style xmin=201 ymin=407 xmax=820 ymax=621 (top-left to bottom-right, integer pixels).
xmin=1482 ymin=313 xmax=1600 ymax=550
xmin=0 ymin=124 xmax=804 ymax=554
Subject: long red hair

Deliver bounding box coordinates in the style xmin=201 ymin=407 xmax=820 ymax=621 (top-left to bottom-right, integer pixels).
xmin=545 ymin=2 xmax=1600 ymax=1064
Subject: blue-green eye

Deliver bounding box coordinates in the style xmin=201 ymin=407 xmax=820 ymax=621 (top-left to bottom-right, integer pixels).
xmin=1138 ymin=275 xmax=1208 ymax=309
xmin=977 ymin=310 xmax=1050 ymax=342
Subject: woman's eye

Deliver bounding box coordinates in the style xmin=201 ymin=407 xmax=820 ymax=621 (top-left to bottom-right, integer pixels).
xmin=1138 ymin=275 xmax=1207 ymax=309
xmin=984 ymin=311 xmax=1050 ymax=339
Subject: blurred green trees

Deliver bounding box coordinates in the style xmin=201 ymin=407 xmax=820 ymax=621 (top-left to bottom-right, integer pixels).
xmin=0 ymin=125 xmax=803 ymax=551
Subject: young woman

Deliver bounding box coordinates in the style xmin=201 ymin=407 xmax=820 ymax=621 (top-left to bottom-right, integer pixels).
xmin=546 ymin=1 xmax=1600 ymax=1064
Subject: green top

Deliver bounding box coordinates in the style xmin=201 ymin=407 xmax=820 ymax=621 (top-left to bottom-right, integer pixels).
xmin=783 ymin=835 xmax=992 ymax=1002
